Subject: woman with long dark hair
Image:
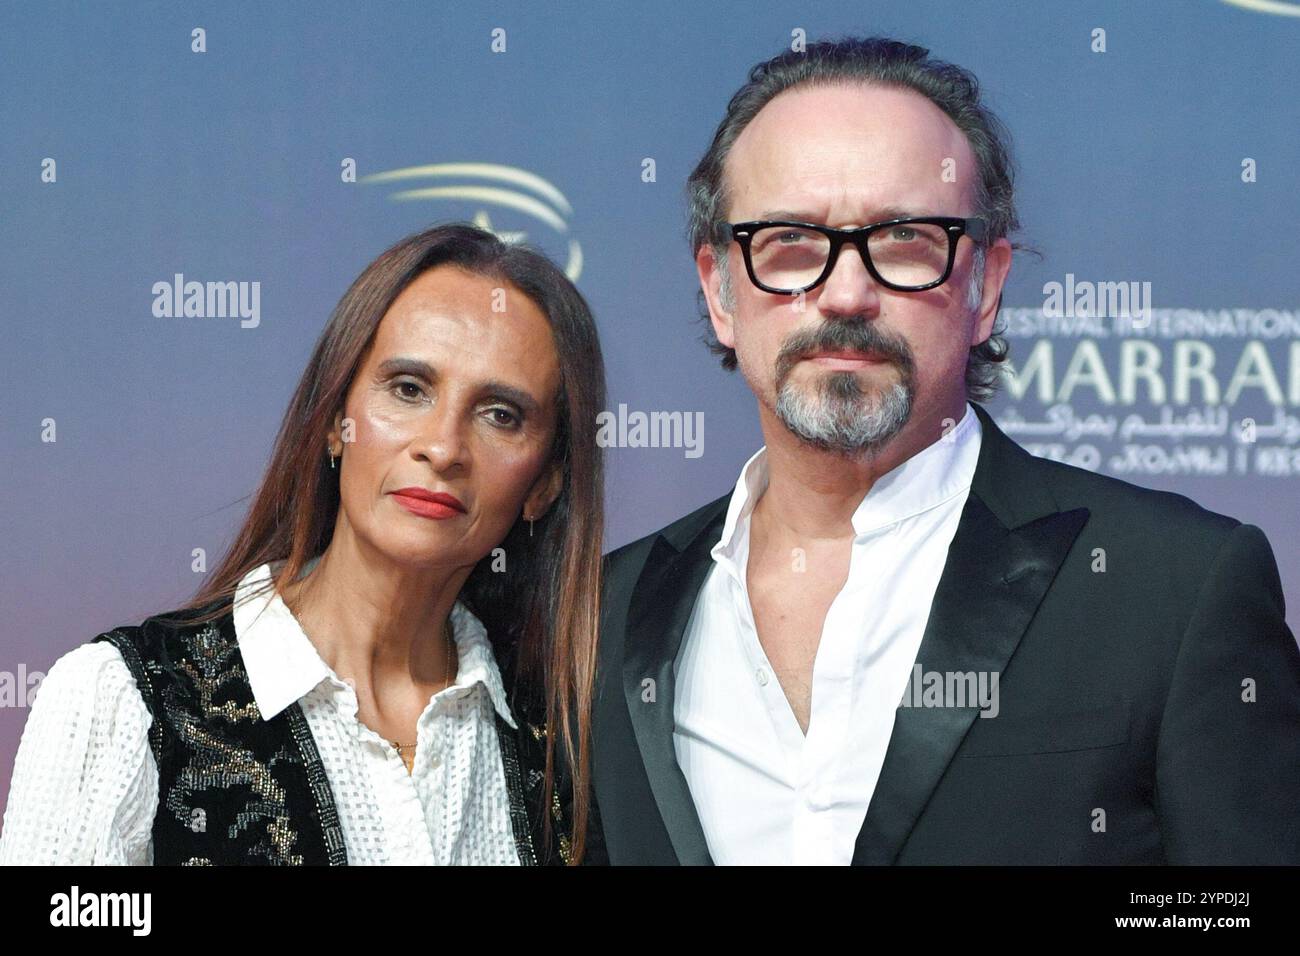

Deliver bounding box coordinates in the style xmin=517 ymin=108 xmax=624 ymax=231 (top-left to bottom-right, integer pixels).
xmin=0 ymin=223 xmax=604 ymax=865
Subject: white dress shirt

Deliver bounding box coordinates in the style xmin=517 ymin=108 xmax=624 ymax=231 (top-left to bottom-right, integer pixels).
xmin=0 ymin=559 xmax=521 ymax=865
xmin=673 ymin=401 xmax=983 ymax=865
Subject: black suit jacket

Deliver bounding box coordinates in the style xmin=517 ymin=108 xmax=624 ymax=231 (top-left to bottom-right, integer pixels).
xmin=589 ymin=401 xmax=1300 ymax=864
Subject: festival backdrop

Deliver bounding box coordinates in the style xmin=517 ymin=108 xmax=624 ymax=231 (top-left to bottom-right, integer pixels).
xmin=2 ymin=0 xmax=1298 ymax=801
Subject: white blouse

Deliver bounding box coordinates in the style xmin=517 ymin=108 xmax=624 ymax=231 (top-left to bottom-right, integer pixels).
xmin=0 ymin=561 xmax=522 ymax=866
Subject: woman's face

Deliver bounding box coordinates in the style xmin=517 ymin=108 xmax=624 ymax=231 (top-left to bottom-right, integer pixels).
xmin=328 ymin=264 xmax=563 ymax=569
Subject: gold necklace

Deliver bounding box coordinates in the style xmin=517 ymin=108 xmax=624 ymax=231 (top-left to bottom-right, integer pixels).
xmin=389 ymin=617 xmax=454 ymax=754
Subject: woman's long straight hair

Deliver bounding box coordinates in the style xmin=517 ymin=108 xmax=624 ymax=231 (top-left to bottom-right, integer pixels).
xmin=159 ymin=222 xmax=605 ymax=863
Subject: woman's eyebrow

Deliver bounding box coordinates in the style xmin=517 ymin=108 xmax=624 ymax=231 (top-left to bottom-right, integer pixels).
xmin=482 ymin=381 xmax=540 ymax=416
xmin=376 ymin=357 xmax=435 ymax=379
xmin=376 ymin=357 xmax=540 ymax=414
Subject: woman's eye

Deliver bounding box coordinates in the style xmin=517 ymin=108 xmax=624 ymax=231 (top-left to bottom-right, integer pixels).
xmin=487 ymin=407 xmax=521 ymax=428
xmin=393 ymin=380 xmax=425 ymax=401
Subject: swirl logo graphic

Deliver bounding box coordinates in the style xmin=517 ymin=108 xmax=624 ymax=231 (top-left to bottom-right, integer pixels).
xmin=1220 ymin=0 xmax=1300 ymax=15
xmin=362 ymin=162 xmax=583 ymax=281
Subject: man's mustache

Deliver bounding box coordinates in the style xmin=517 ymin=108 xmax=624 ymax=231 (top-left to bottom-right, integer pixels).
xmin=775 ymin=321 xmax=914 ymax=376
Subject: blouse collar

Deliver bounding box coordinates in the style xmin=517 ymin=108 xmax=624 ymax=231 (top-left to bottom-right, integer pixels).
xmin=230 ymin=559 xmax=516 ymax=729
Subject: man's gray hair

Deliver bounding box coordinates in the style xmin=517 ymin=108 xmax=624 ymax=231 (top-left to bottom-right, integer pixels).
xmin=686 ymin=36 xmax=1020 ymax=402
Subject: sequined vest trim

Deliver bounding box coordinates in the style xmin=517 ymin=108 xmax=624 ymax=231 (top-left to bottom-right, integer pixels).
xmin=92 ymin=601 xmax=558 ymax=865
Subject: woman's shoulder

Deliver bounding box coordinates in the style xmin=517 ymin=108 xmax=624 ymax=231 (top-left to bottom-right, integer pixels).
xmin=91 ymin=599 xmax=236 ymax=662
xmin=33 ymin=624 xmax=168 ymax=738
xmin=0 ymin=636 xmax=159 ymax=864
xmin=19 ymin=599 xmax=237 ymax=760
xmin=11 ymin=638 xmax=154 ymax=797
xmin=25 ymin=602 xmax=213 ymax=723
xmin=41 ymin=638 xmax=140 ymax=703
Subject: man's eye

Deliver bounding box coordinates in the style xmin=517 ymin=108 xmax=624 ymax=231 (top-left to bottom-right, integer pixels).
xmin=890 ymin=226 xmax=917 ymax=241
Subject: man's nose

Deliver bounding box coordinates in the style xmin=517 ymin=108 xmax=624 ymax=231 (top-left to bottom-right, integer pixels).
xmin=816 ymin=242 xmax=883 ymax=316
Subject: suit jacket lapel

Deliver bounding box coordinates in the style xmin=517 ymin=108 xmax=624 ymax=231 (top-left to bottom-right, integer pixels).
xmin=622 ymin=499 xmax=728 ymax=865
xmin=852 ymin=402 xmax=1090 ymax=863
xmin=617 ymin=403 xmax=1089 ymax=866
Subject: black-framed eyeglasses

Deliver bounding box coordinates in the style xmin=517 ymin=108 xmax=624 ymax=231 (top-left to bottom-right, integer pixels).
xmin=728 ymin=216 xmax=987 ymax=295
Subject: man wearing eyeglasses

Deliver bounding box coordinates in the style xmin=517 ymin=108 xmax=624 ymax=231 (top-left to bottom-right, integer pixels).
xmin=588 ymin=36 xmax=1300 ymax=865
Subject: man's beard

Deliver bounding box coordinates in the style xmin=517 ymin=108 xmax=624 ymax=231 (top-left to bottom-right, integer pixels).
xmin=772 ymin=319 xmax=916 ymax=457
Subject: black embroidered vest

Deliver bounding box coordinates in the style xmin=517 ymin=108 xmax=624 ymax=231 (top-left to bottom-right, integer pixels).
xmin=93 ymin=600 xmax=569 ymax=865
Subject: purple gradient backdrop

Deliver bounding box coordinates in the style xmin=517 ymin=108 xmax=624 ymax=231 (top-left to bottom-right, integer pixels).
xmin=2 ymin=0 xmax=1297 ymax=807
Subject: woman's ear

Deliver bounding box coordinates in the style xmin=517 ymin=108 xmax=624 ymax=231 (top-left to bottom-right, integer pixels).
xmin=326 ymin=410 xmax=344 ymax=456
xmin=523 ymin=460 xmax=565 ymax=520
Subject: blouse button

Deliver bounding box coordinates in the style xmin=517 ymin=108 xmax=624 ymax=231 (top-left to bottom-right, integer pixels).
xmin=756 ymin=667 xmax=770 ymax=686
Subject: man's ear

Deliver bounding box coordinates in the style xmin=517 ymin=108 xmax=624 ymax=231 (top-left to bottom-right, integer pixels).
xmin=523 ymin=458 xmax=565 ymax=520
xmin=971 ymin=237 xmax=1013 ymax=347
xmin=696 ymin=244 xmax=737 ymax=352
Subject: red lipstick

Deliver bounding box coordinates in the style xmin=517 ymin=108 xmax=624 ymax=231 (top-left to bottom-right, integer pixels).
xmin=390 ymin=487 xmax=467 ymax=520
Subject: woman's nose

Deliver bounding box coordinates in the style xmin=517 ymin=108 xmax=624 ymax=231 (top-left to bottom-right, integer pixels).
xmin=414 ymin=402 xmax=468 ymax=470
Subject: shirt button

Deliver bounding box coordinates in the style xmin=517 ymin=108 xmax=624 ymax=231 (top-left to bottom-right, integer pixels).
xmin=756 ymin=667 xmax=770 ymax=686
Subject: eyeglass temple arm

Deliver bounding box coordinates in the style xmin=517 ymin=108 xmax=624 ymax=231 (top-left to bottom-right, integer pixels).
xmin=964 ymin=217 xmax=989 ymax=242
